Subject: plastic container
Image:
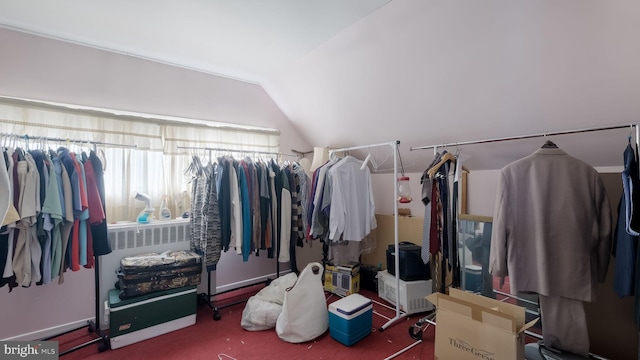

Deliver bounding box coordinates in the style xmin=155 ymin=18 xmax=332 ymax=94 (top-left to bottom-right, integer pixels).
xmin=159 ymin=196 xmax=172 ymax=220
xmin=377 ymin=270 xmax=433 ymax=314
xmin=397 ymin=176 xmax=412 ymax=203
xmin=328 ymin=293 xmax=372 ymax=346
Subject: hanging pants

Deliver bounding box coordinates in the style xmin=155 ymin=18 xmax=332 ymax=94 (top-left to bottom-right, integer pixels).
xmin=539 ymin=294 xmax=590 ymax=358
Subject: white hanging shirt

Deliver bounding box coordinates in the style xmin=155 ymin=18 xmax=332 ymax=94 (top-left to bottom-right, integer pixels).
xmin=328 ymin=156 xmax=376 ymax=241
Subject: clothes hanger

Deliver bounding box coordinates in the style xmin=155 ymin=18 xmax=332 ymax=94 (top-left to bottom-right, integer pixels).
xmin=540 ymin=133 xmax=558 ymax=148
xmin=427 ymin=151 xmax=456 ymax=179
xmin=421 ymin=151 xmax=442 ymax=182
xmin=360 ymin=152 xmax=380 ymax=171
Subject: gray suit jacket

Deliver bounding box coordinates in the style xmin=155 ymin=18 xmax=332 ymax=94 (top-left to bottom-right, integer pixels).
xmin=490 ymin=147 xmax=612 ymax=302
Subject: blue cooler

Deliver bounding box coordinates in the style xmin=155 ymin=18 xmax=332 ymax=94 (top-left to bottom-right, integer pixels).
xmin=464 ymin=264 xmax=482 ymax=292
xmin=328 ymin=293 xmax=373 ymax=346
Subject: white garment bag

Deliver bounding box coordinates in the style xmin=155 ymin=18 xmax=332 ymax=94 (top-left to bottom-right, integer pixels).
xmin=276 ymin=262 xmax=329 ymax=343
xmin=240 ymin=272 xmax=298 ymax=331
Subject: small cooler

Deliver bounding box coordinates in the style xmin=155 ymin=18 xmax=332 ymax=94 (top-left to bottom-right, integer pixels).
xmin=463 ymin=264 xmax=482 ymax=293
xmin=328 ymin=293 xmax=373 ymax=346
xmin=108 ymin=285 xmax=197 ymax=349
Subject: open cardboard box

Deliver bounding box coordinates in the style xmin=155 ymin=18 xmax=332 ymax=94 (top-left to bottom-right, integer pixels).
xmin=426 ymin=288 xmax=538 ymax=360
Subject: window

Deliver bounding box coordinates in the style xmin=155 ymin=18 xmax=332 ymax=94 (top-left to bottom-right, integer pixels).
xmin=0 ymin=97 xmax=280 ymax=222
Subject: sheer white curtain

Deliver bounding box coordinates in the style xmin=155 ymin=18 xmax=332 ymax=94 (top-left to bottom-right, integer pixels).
xmin=0 ymin=98 xmax=280 ymax=222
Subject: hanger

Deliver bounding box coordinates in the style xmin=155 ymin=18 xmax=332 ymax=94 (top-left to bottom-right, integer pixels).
xmin=421 ymin=152 xmax=442 ymax=182
xmin=360 ymin=153 xmax=379 ymax=170
xmin=427 ymin=151 xmax=456 ymax=178
xmin=540 ymin=132 xmax=558 ymax=149
xmin=23 ymin=135 xmax=30 ymax=152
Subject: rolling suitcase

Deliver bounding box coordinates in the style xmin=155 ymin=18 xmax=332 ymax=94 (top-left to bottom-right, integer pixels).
xmin=116 ymin=250 xmax=202 ymax=299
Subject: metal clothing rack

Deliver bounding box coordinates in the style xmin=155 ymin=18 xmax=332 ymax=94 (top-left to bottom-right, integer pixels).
xmin=2 ymin=133 xmax=136 ymax=355
xmin=410 ymin=124 xmax=640 ymax=292
xmin=177 ymin=145 xmax=297 ymax=320
xmin=328 ymin=140 xmax=403 ymax=331
xmin=406 ymin=124 xmax=639 ymax=359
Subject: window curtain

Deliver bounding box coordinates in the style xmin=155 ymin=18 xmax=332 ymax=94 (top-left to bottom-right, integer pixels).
xmin=0 ymin=98 xmax=280 ymax=222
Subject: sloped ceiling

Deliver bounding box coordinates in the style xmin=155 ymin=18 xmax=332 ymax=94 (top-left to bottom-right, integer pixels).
xmin=1 ymin=0 xmax=640 ymax=171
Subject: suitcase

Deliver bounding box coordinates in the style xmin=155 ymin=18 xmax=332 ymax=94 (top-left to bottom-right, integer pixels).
xmin=386 ymin=242 xmax=430 ymax=281
xmin=116 ymin=250 xmax=202 ymax=299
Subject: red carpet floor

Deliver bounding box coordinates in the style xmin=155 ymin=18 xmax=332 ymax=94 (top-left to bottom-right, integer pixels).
xmin=58 ymin=287 xmax=435 ymax=360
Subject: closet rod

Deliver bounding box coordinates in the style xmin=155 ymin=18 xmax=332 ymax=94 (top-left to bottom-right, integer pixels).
xmin=329 ymin=140 xmax=401 ymax=155
xmin=409 ymin=123 xmax=637 ymax=151
xmin=177 ymin=145 xmax=297 ymax=158
xmin=0 ymin=133 xmax=138 ymax=149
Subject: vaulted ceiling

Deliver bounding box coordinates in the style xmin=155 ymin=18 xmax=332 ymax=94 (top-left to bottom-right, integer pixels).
xmin=1 ymin=0 xmax=639 ymax=171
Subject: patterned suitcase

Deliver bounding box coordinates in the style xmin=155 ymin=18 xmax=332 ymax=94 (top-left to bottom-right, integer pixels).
xmin=116 ymin=250 xmax=202 ymax=299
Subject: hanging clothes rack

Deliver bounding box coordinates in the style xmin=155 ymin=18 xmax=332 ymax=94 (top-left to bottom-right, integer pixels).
xmin=178 ymin=145 xmax=295 ymax=320
xmin=409 ymin=123 xmax=639 ymax=152
xmin=404 ymin=124 xmax=639 ymax=360
xmin=328 ymin=140 xmax=404 ymax=331
xmin=1 ymin=133 xmax=135 ymax=355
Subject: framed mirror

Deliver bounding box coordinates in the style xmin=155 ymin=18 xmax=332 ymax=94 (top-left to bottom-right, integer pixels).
xmin=458 ymin=214 xmax=494 ymax=298
xmin=458 ymin=214 xmax=540 ymax=326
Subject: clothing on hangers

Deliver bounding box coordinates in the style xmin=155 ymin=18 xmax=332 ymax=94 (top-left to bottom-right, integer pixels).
xmin=0 ymin=139 xmax=110 ymax=291
xmin=490 ymin=145 xmax=611 ymax=356
xmin=419 ymin=150 xmax=461 ymax=293
xmin=185 ymin=152 xmax=310 ymax=271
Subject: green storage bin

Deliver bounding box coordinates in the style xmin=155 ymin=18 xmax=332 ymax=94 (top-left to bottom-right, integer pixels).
xmin=108 ymin=286 xmax=197 ymax=349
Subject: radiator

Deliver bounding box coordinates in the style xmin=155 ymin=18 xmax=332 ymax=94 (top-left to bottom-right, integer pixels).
xmin=99 ymin=218 xmax=287 ymax=329
xmin=99 ymin=219 xmax=192 ymax=329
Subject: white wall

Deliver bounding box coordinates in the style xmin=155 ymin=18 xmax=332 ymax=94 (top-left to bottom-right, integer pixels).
xmin=466 ymin=170 xmax=500 ymax=217
xmin=0 ymin=28 xmax=312 ymax=340
xmin=371 ymin=172 xmax=425 ymax=217
xmin=372 ymin=170 xmax=500 ymax=218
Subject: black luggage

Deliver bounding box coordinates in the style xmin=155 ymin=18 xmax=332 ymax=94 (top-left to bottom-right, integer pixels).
xmin=116 ymin=250 xmax=202 ymax=299
xmin=386 ymin=242 xmax=430 ymax=281
xmin=360 ymin=264 xmax=380 ymax=292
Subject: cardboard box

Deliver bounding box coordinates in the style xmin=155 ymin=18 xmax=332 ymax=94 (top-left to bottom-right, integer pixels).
xmin=324 ymin=262 xmax=360 ymax=296
xmin=426 ymin=288 xmax=538 ymax=360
